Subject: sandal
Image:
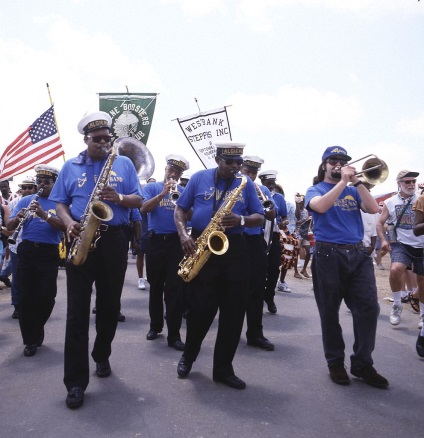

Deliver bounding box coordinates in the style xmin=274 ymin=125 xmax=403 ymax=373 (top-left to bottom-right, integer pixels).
xmin=294 ymin=272 xmax=302 ymax=279
xmin=301 ymin=270 xmax=310 ymax=278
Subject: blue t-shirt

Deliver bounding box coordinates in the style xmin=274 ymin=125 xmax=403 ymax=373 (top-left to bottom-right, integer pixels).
xmin=143 ymin=182 xmax=184 ymax=234
xmin=272 ymin=192 xmax=287 ymax=220
xmin=49 ymin=150 xmax=143 ymax=226
xmin=11 ymin=195 xmax=61 ymax=244
xmin=177 ymin=169 xmax=264 ymax=235
xmin=305 ymin=181 xmax=364 ymax=244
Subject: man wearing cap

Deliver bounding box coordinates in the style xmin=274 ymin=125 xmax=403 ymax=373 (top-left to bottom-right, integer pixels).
xmin=141 ymin=154 xmax=190 ymax=351
xmin=305 ymin=146 xmax=388 ymax=388
xmin=377 ymin=170 xmax=424 ymax=328
xmin=179 ymin=172 xmax=191 ymax=188
xmin=1 ymin=177 xmax=38 ymax=316
xmin=174 ymin=141 xmax=264 ymax=389
xmin=241 ymin=156 xmax=276 ymax=351
xmin=7 ymin=165 xmax=65 ymax=358
xmin=49 ymin=111 xmax=143 ymax=409
xmin=258 ymin=170 xmax=287 ymax=314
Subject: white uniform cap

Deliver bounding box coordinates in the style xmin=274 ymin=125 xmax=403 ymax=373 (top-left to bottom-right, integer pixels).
xmin=34 ymin=164 xmax=60 ymax=178
xmin=243 ymin=155 xmax=264 ymax=170
xmin=166 ymin=154 xmax=190 ymax=171
xmin=258 ymin=170 xmax=278 ymax=180
xmin=77 ymin=111 xmax=112 ymax=135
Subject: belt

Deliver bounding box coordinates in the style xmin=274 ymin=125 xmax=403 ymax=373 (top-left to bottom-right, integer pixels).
xmin=100 ymin=224 xmax=129 ymax=232
xmin=316 ymin=241 xmax=365 ymax=251
xmin=22 ymin=240 xmax=58 ymax=248
xmin=149 ymin=232 xmax=179 ymax=241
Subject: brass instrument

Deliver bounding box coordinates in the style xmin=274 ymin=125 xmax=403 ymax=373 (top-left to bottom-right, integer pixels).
xmin=178 ymin=175 xmax=247 ymax=282
xmin=67 ymin=145 xmax=116 ymax=266
xmin=8 ymin=188 xmax=43 ymax=245
xmin=255 ymin=183 xmax=274 ymax=252
xmin=168 ymin=179 xmax=180 ymax=205
xmin=348 ymin=154 xmax=389 ymax=185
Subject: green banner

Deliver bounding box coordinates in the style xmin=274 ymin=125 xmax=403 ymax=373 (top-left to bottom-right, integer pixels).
xmin=99 ymin=93 xmax=157 ymax=145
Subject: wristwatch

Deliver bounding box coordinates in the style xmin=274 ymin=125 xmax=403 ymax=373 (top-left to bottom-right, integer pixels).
xmin=118 ymin=193 xmax=124 ymax=204
xmin=46 ymin=213 xmax=52 ymax=222
xmin=240 ymin=215 xmax=245 ymax=226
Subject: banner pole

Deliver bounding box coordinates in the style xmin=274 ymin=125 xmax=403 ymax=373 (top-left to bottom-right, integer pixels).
xmin=46 ymin=83 xmax=66 ymax=162
xmin=194 ymin=97 xmax=201 ymax=113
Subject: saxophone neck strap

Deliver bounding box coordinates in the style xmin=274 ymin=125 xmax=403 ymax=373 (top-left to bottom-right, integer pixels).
xmin=212 ymin=168 xmax=234 ymax=215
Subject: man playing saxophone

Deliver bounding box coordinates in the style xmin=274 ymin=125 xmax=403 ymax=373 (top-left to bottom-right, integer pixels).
xmin=49 ymin=112 xmax=143 ymax=409
xmin=174 ymin=141 xmax=264 ymax=389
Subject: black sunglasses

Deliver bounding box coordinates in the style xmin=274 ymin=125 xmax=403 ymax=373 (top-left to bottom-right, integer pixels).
xmin=36 ymin=178 xmax=54 ymax=184
xmin=221 ymin=157 xmax=243 ymax=166
xmin=401 ymin=179 xmax=416 ymax=185
xmin=21 ymin=185 xmax=35 ymax=190
xmin=327 ymin=158 xmax=348 ymax=166
xmin=87 ymin=135 xmax=112 ymax=143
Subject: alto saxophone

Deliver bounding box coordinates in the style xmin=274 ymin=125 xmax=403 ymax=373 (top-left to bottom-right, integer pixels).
xmin=178 ymin=175 xmax=247 ymax=282
xmin=67 ymin=145 xmax=116 ymax=266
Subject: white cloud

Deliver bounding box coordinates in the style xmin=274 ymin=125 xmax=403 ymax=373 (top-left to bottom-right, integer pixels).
xmin=397 ymin=113 xmax=424 ymax=137
xmin=227 ymin=85 xmax=363 ymax=132
xmin=160 ymin=0 xmax=228 ymax=17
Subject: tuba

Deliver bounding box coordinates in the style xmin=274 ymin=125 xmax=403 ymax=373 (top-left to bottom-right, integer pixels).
xmin=178 ymin=175 xmax=247 ymax=282
xmin=67 ymin=145 xmax=116 ymax=266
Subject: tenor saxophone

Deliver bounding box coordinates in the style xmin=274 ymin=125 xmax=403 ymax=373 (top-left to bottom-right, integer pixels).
xmin=178 ymin=175 xmax=247 ymax=282
xmin=67 ymin=145 xmax=116 ymax=266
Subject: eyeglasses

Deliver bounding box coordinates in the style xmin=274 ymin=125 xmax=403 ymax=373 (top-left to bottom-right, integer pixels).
xmin=401 ymin=179 xmax=416 ymax=185
xmin=87 ymin=135 xmax=112 ymax=143
xmin=36 ymin=178 xmax=54 ymax=185
xmin=221 ymin=157 xmax=243 ymax=166
xmin=21 ymin=185 xmax=35 ymax=190
xmin=327 ymin=158 xmax=348 ymax=166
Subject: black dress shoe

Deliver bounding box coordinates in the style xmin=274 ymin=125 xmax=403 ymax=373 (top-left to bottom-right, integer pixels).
xmin=66 ymin=387 xmax=84 ymax=409
xmin=177 ymin=356 xmax=193 ymax=378
xmin=416 ymin=334 xmax=424 ymax=358
xmin=213 ymin=374 xmax=246 ymax=390
xmin=266 ymin=301 xmax=277 ymax=314
xmin=117 ymin=312 xmax=126 ymax=322
xmin=168 ymin=339 xmax=185 ymax=351
xmin=12 ymin=306 xmax=19 ymax=319
xmin=23 ymin=344 xmax=37 ymax=357
xmin=0 ymin=275 xmax=12 ymax=287
xmin=350 ymin=366 xmax=389 ymax=388
xmin=92 ymin=307 xmax=96 ymax=314
xmin=96 ymin=360 xmax=111 ymax=378
xmin=37 ymin=328 xmax=45 ymax=347
xmin=247 ymin=336 xmax=275 ymax=351
xmin=329 ymin=363 xmax=350 ymax=385
xmin=146 ymin=329 xmax=161 ymax=340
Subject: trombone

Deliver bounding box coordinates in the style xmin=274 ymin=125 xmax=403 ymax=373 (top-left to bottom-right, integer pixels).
xmin=348 ymin=154 xmax=389 ymax=185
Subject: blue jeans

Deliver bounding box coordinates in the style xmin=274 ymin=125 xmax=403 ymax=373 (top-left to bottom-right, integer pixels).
xmin=311 ymin=242 xmax=380 ymax=370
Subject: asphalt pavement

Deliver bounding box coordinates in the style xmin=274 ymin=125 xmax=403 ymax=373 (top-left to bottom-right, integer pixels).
xmin=0 ymin=258 xmax=422 ymax=438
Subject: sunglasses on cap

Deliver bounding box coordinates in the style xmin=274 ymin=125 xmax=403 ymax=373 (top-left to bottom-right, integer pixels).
xmin=400 ymin=179 xmax=416 ymax=185
xmin=221 ymin=157 xmax=243 ymax=166
xmin=21 ymin=185 xmax=35 ymax=190
xmin=326 ymin=158 xmax=348 ymax=166
xmin=86 ymin=134 xmax=112 ymax=143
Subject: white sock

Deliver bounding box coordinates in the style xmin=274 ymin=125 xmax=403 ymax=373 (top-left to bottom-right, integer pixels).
xmin=421 ymin=326 xmax=424 ymax=337
xmin=401 ymin=290 xmax=408 ymax=298
xmin=420 ymin=302 xmax=424 ymax=316
xmin=392 ymin=291 xmax=402 ymax=306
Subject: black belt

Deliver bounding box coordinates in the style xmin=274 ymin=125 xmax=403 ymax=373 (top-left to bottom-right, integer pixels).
xmin=21 ymin=240 xmax=58 ymax=248
xmin=100 ymin=224 xmax=129 ymax=232
xmin=149 ymin=232 xmax=179 ymax=241
xmin=316 ymin=241 xmax=365 ymax=251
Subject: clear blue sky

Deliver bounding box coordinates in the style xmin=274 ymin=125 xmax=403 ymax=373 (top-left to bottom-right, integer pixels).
xmin=1 ymin=0 xmax=423 ymax=198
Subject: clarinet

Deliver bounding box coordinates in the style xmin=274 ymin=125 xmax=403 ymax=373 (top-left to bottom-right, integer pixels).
xmin=8 ymin=188 xmax=43 ymax=245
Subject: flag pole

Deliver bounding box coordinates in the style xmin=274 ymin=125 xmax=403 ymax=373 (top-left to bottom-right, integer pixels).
xmin=46 ymin=83 xmax=66 ymax=161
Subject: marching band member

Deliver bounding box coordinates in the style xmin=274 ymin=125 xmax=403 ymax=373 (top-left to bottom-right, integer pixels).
xmin=258 ymin=170 xmax=287 ymax=313
xmin=141 ymin=154 xmax=189 ymax=351
xmin=50 ymin=111 xmax=143 ymax=409
xmin=174 ymin=141 xmax=264 ymax=389
xmin=241 ymin=155 xmax=276 ymax=351
xmin=8 ymin=165 xmax=65 ymax=357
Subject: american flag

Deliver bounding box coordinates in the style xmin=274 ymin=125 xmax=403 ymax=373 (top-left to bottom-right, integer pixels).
xmin=0 ymin=105 xmax=65 ymax=180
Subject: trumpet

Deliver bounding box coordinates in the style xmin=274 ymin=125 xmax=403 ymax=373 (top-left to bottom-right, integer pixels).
xmin=255 ymin=184 xmax=274 ymax=212
xmin=168 ymin=179 xmax=180 ymax=205
xmin=8 ymin=188 xmax=43 ymax=245
xmin=347 ymin=154 xmax=389 ymax=185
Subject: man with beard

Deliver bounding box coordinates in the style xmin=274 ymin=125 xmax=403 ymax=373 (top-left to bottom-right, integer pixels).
xmin=305 ymin=146 xmax=388 ymax=388
xmin=7 ymin=165 xmax=66 ymax=357
xmin=377 ymin=170 xmax=424 ymax=328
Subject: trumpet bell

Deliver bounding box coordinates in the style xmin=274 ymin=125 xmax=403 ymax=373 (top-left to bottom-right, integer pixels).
xmin=361 ymin=157 xmax=389 ymax=185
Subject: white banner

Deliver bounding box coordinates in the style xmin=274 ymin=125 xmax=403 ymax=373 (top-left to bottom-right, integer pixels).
xmin=177 ymin=107 xmax=232 ymax=169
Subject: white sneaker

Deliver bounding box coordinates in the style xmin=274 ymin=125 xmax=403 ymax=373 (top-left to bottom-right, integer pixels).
xmin=277 ymin=281 xmax=291 ymax=293
xmin=390 ymin=304 xmax=403 ymax=325
xmin=138 ymin=278 xmax=146 ymax=290
xmin=419 ymin=315 xmax=424 ymax=329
